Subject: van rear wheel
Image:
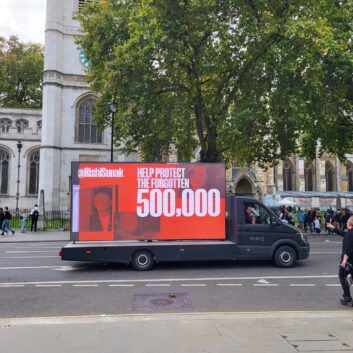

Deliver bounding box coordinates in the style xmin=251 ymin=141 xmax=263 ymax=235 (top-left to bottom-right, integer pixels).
xmin=131 ymin=250 xmax=155 ymax=271
xmin=274 ymin=246 xmax=296 ymax=268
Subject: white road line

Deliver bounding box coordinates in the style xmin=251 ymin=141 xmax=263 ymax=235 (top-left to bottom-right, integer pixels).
xmin=0 ymin=266 xmax=60 ymax=270
xmin=310 ymin=252 xmax=341 ymax=254
xmin=0 ymin=275 xmax=338 ymax=286
xmin=0 ymin=282 xmax=344 ymax=288
xmin=0 ymin=256 xmax=58 ymax=259
xmin=14 ymin=246 xmax=59 ymax=249
xmin=5 ymin=251 xmax=56 ymax=254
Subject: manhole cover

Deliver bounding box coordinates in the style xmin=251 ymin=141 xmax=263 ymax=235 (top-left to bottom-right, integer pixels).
xmin=149 ymin=298 xmax=175 ymax=306
xmin=133 ymin=293 xmax=192 ymax=312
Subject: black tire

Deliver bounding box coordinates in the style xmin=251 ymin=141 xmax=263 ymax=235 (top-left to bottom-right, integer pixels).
xmin=131 ymin=250 xmax=155 ymax=271
xmin=273 ymin=245 xmax=297 ymax=268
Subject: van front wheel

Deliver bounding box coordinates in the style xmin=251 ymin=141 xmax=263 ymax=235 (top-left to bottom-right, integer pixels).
xmin=274 ymin=246 xmax=296 ymax=268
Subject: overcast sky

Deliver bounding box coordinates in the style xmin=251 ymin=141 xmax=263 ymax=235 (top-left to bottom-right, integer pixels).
xmin=0 ymin=0 xmax=46 ymax=44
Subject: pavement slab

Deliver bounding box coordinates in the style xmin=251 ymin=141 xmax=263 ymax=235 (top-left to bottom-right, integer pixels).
xmin=1 ymin=311 xmax=353 ymax=353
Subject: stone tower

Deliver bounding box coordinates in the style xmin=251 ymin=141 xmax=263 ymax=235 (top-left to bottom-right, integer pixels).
xmin=40 ymin=0 xmax=134 ymax=210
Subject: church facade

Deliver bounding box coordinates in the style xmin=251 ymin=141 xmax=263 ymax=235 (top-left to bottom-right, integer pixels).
xmin=38 ymin=0 xmax=135 ymax=211
xmin=0 ymin=0 xmax=352 ymax=211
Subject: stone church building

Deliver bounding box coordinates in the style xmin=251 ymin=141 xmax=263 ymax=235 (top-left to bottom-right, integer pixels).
xmin=1 ymin=0 xmax=353 ymax=211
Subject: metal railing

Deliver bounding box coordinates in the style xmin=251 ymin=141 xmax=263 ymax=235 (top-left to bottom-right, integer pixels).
xmin=6 ymin=209 xmax=71 ymax=231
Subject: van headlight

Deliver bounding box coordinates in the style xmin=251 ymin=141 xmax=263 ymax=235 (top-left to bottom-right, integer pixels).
xmin=298 ymin=232 xmax=308 ymax=243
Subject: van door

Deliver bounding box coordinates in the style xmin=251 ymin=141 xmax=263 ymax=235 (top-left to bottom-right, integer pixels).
xmin=236 ymin=200 xmax=277 ymax=259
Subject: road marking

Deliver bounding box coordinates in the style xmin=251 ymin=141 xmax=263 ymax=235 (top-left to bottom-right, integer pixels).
xmin=0 ymin=256 xmax=58 ymax=259
xmin=145 ymin=284 xmax=171 ymax=287
xmin=217 ymin=284 xmax=242 ymax=287
xmin=72 ymin=284 xmax=98 ymax=287
xmin=310 ymin=252 xmax=340 ymax=254
xmin=181 ymin=284 xmax=207 ymax=287
xmin=0 ymin=285 xmax=25 ymax=288
xmin=108 ymin=284 xmax=135 ymax=287
xmin=326 ymin=284 xmax=340 ymax=287
xmin=52 ymin=266 xmax=87 ymax=272
xmin=5 ymin=251 xmax=56 ymax=254
xmin=289 ymin=284 xmax=316 ymax=287
xmin=14 ymin=246 xmax=60 ymax=249
xmin=0 ymin=274 xmax=338 ymax=285
xmin=257 ymin=279 xmax=270 ymax=284
xmin=35 ymin=285 xmax=62 ymax=287
xmin=0 ymin=266 xmax=60 ymax=270
xmin=253 ymin=284 xmax=278 ymax=287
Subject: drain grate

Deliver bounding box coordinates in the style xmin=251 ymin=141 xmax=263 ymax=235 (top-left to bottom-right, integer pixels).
xmin=133 ymin=293 xmax=192 ymax=312
xmin=149 ymin=298 xmax=175 ymax=307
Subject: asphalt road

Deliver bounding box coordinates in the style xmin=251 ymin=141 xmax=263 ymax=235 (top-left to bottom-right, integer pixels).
xmin=0 ymin=236 xmax=348 ymax=318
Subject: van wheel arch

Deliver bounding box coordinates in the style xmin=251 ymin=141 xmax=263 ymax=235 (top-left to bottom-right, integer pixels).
xmin=273 ymin=245 xmax=297 ymax=268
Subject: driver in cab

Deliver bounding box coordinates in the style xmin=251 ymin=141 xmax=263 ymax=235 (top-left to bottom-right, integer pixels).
xmin=245 ymin=205 xmax=257 ymax=224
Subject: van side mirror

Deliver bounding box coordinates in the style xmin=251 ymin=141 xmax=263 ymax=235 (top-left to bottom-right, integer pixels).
xmin=271 ymin=218 xmax=280 ymax=226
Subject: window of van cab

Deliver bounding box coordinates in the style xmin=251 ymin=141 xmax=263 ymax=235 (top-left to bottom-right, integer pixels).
xmin=243 ymin=203 xmax=272 ymax=225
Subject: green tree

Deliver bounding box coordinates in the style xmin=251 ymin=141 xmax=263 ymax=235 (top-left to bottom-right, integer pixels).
xmin=0 ymin=36 xmax=43 ymax=109
xmin=77 ymin=0 xmax=353 ymax=165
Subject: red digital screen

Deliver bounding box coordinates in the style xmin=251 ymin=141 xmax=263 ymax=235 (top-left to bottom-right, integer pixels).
xmin=71 ymin=163 xmax=225 ymax=241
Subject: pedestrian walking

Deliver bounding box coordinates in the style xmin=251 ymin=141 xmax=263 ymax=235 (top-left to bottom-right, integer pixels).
xmin=327 ymin=217 xmax=353 ymax=306
xmin=20 ymin=209 xmax=28 ymax=233
xmin=30 ymin=204 xmax=39 ymax=232
xmin=325 ymin=210 xmax=334 ymax=235
xmin=0 ymin=207 xmax=8 ymax=235
xmin=297 ymin=208 xmax=305 ymax=230
xmin=314 ymin=216 xmax=321 ymax=234
xmin=2 ymin=207 xmax=15 ymax=235
xmin=305 ymin=210 xmax=313 ymax=233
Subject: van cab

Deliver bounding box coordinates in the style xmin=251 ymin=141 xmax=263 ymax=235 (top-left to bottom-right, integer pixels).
xmin=229 ymin=196 xmax=310 ymax=267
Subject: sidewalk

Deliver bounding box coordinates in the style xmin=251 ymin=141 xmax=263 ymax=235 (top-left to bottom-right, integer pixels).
xmin=0 ymin=230 xmax=69 ymax=243
xmin=1 ymin=311 xmax=353 ymax=353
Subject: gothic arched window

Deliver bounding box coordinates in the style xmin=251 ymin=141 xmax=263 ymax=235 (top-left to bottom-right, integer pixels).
xmin=283 ymin=159 xmax=294 ymax=191
xmin=304 ymin=163 xmax=315 ymax=191
xmin=75 ymin=97 xmax=102 ymax=144
xmin=79 ymin=0 xmax=92 ymax=11
xmin=16 ymin=119 xmax=29 ymax=133
xmin=28 ymin=150 xmax=40 ymax=194
xmin=0 ymin=149 xmax=9 ymax=194
xmin=0 ymin=119 xmax=12 ymax=133
xmin=325 ymin=161 xmax=335 ymax=192
xmin=347 ymin=161 xmax=353 ymax=192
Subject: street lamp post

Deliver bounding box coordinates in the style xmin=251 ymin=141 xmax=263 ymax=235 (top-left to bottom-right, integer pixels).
xmin=15 ymin=141 xmax=23 ymax=216
xmin=108 ymin=99 xmax=118 ymax=162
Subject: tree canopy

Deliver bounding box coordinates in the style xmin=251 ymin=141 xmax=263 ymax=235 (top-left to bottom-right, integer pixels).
xmin=77 ymin=0 xmax=353 ymax=166
xmin=0 ymin=36 xmax=43 ymax=109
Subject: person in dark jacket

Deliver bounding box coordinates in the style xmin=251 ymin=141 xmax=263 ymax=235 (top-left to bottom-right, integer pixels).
xmin=327 ymin=216 xmax=353 ymax=305
xmin=0 ymin=207 xmax=8 ymax=235
xmin=2 ymin=207 xmax=15 ymax=235
xmin=305 ymin=210 xmax=313 ymax=233
xmin=30 ymin=204 xmax=40 ymax=232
